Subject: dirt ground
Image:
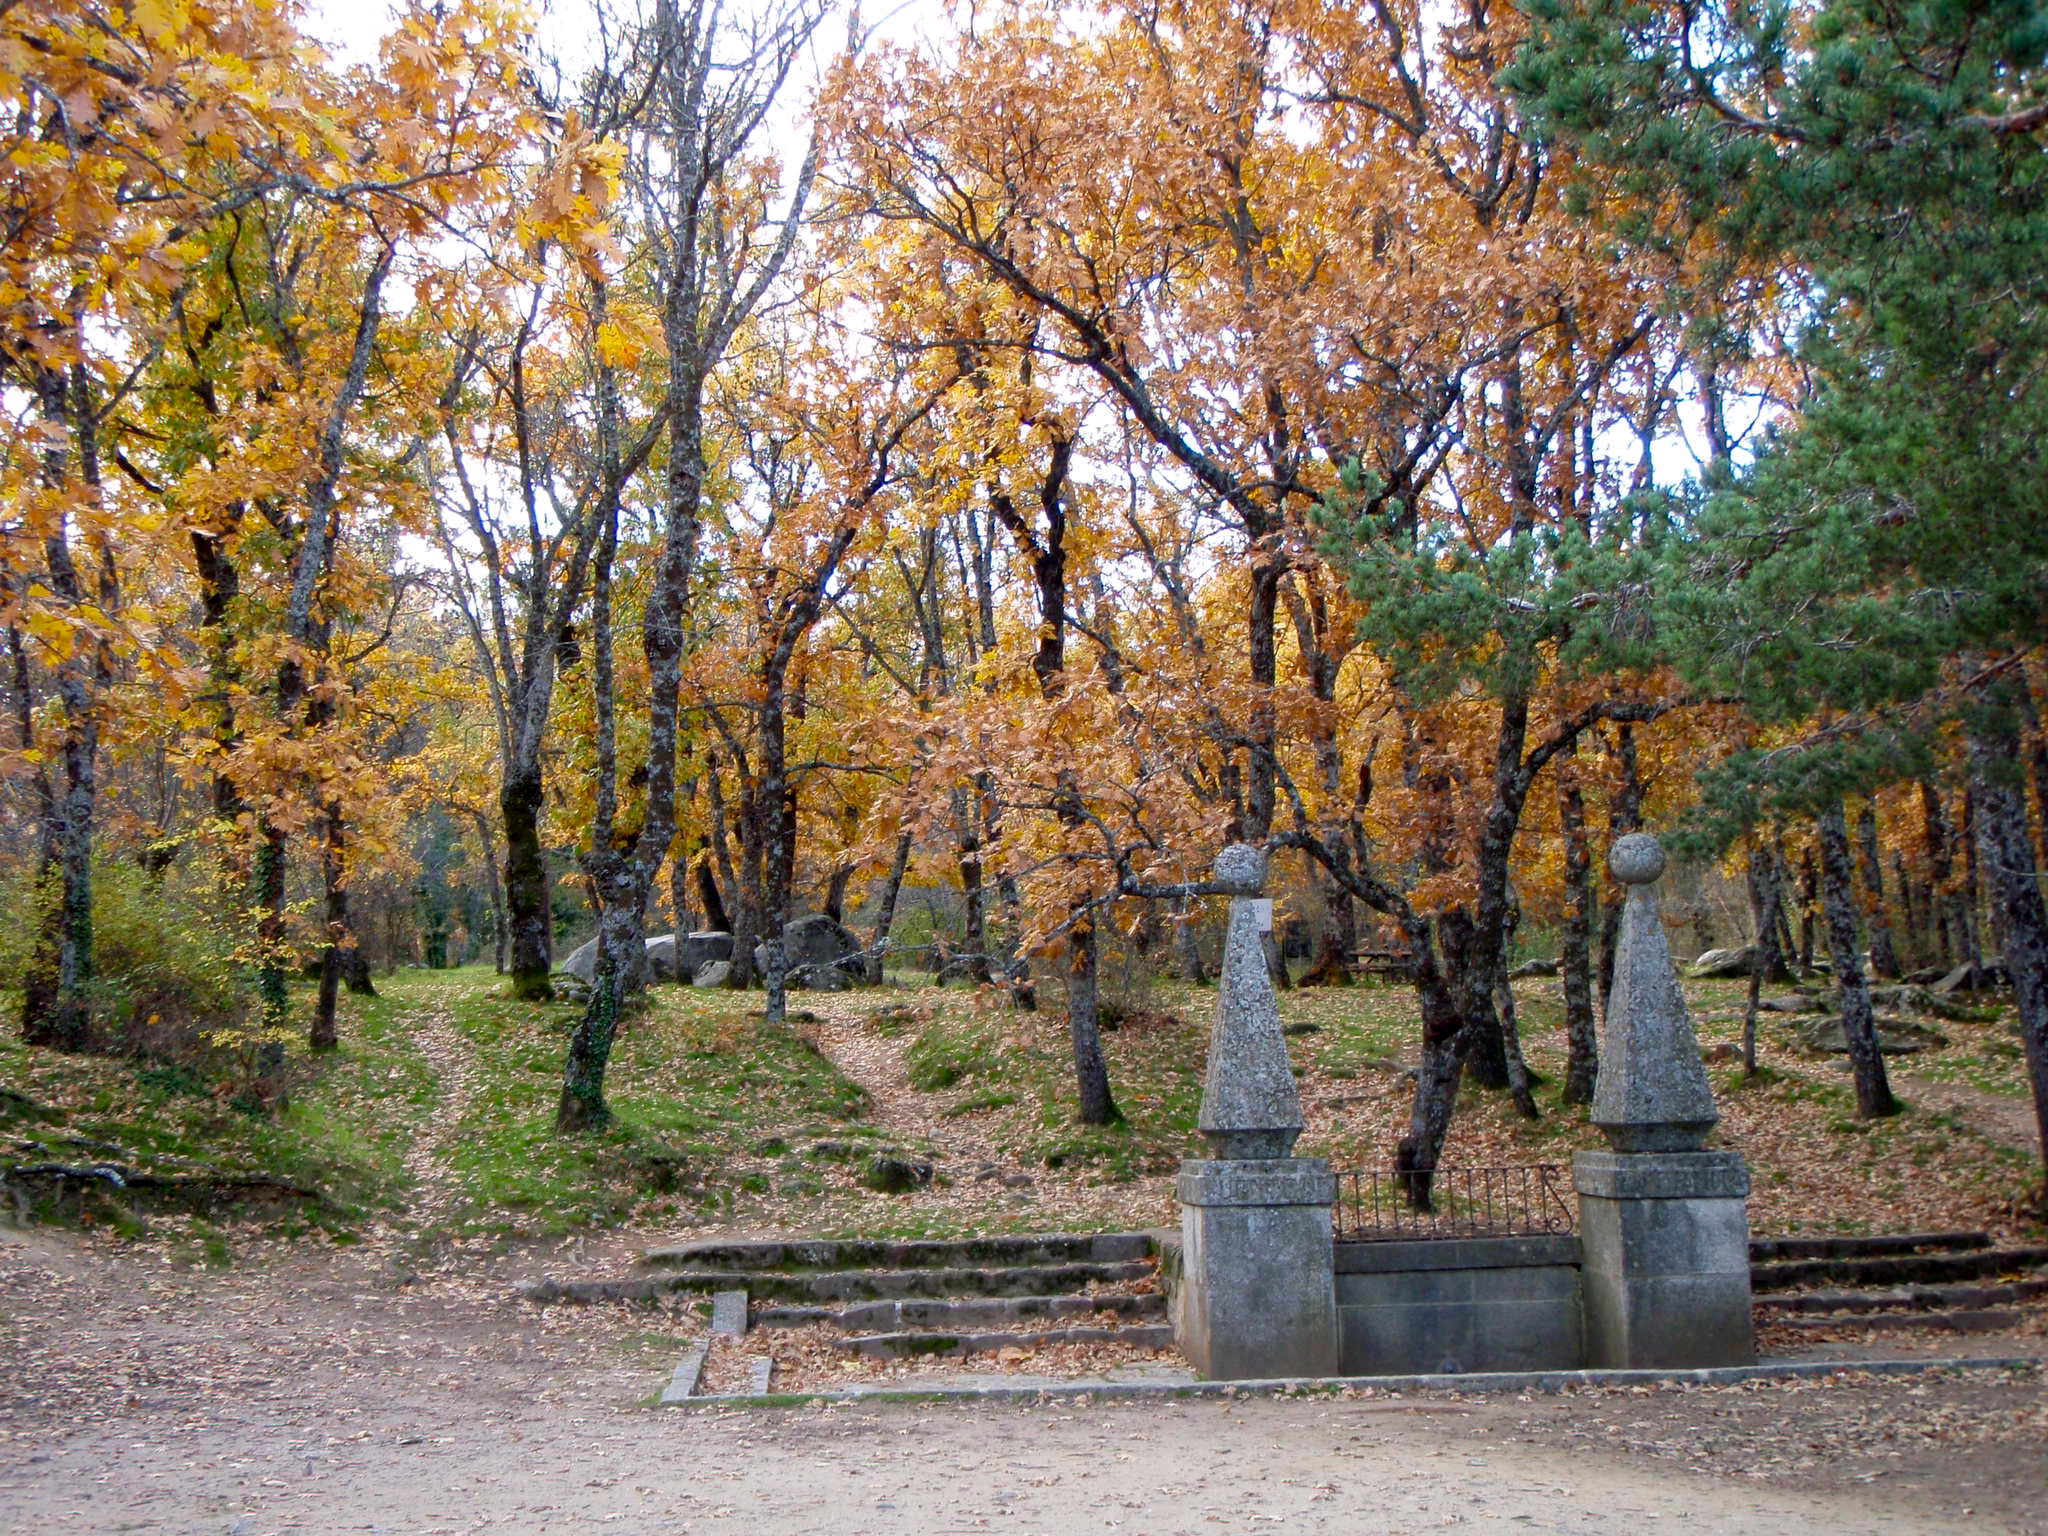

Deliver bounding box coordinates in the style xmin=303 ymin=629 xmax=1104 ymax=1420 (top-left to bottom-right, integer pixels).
xmin=4 ymin=1224 xmax=2046 ymax=1536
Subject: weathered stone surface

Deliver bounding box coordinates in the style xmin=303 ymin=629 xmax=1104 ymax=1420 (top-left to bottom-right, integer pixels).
xmin=1592 ymin=834 xmax=1719 ymax=1153
xmin=1176 ymin=1159 xmax=1335 ymax=1209
xmin=1573 ymin=1148 xmax=1750 ymax=1202
xmin=1575 ymin=1149 xmax=1753 ymax=1370
xmin=1508 ymin=958 xmax=1558 ymax=978
xmin=710 ymin=1289 xmax=749 ymax=1336
xmin=1685 ymin=945 xmax=1757 ymax=979
xmin=1933 ymin=960 xmax=2006 ymax=996
xmin=1212 ymin=842 xmax=1267 ymax=893
xmin=564 ymin=930 xmax=733 ymax=984
xmin=1758 ymin=993 xmax=1828 ymax=1014
xmin=1175 ymin=1157 xmax=1338 ymax=1381
xmin=1799 ymin=1020 xmax=1933 ymax=1055
xmin=1197 ymin=844 xmax=1303 ymax=1158
xmin=787 ymin=913 xmax=862 ymax=971
xmin=1334 ymin=1241 xmax=1583 ymax=1377
xmin=691 ymin=959 xmax=733 ymax=988
xmin=558 ymin=935 xmax=600 ymax=982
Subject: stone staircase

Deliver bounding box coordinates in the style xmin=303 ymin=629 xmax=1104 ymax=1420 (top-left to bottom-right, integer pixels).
xmin=1751 ymin=1230 xmax=2048 ymax=1335
xmin=522 ymin=1230 xmax=1177 ymax=1364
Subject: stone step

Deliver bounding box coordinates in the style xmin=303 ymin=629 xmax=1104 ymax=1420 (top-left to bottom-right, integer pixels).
xmin=755 ymin=1292 xmax=1166 ymax=1333
xmin=1767 ymin=1307 xmax=2027 ymax=1335
xmin=1750 ymin=1245 xmax=2048 ymax=1292
xmin=520 ymin=1259 xmax=1154 ymax=1307
xmin=836 ymin=1322 xmax=1178 ymax=1361
xmin=641 ymin=1231 xmax=1152 ymax=1273
xmin=1754 ymin=1275 xmax=2048 ymax=1315
xmin=1749 ymin=1230 xmax=1992 ymax=1263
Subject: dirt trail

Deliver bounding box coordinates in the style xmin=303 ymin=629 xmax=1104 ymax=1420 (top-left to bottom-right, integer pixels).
xmin=1895 ymin=1072 xmax=2041 ymax=1156
xmin=389 ymin=985 xmax=483 ymax=1234
xmin=800 ymin=1000 xmax=1023 ymax=1180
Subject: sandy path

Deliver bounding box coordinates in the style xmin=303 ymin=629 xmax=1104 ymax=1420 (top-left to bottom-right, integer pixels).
xmin=4 ymin=1354 xmax=2039 ymax=1535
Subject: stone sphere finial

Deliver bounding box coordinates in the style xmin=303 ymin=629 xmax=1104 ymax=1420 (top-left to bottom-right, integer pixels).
xmin=1213 ymin=843 xmax=1267 ymax=893
xmin=1609 ymin=832 xmax=1666 ymax=887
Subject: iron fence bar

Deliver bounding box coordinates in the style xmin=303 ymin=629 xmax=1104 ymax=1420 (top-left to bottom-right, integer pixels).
xmin=1328 ymin=1163 xmax=1577 ymax=1242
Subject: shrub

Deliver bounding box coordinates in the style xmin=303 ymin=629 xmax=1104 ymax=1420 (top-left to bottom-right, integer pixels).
xmin=1 ymin=856 xmax=250 ymax=1058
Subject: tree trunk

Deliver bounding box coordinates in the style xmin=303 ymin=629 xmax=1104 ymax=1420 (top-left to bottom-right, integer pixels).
xmin=312 ymin=806 xmax=348 ymax=1052
xmin=1965 ymin=699 xmax=2048 ymax=1206
xmin=1396 ymin=919 xmax=1469 ymax=1210
xmin=1596 ymin=722 xmax=1645 ymax=1016
xmin=1559 ymin=762 xmax=1598 ymax=1104
xmin=1922 ymin=782 xmax=1956 ymax=967
xmin=1741 ymin=842 xmax=1786 ymax=1074
xmin=866 ymin=829 xmax=913 ymax=985
xmin=1856 ymin=802 xmax=1900 ymax=979
xmin=1818 ymin=802 xmax=1898 ymax=1118
xmin=558 ymin=858 xmax=640 ymax=1133
xmin=503 ymin=768 xmax=553 ymax=999
xmin=1064 ymin=917 xmax=1121 ymax=1125
xmin=1797 ymin=845 xmax=1819 ymax=971
xmin=956 ymin=804 xmax=994 ymax=985
xmin=1173 ymin=892 xmax=1209 ymax=984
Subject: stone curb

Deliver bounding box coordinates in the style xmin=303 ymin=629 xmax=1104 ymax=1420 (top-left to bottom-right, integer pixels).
xmin=659 ymin=1353 xmax=2039 ymax=1410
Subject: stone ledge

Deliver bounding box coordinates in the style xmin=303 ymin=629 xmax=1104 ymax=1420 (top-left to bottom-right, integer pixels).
xmin=1177 ymin=1157 xmax=1335 ymax=1208
xmin=661 ymin=1354 xmax=2040 ymax=1408
xmin=1335 ymin=1235 xmax=1581 ymax=1274
xmin=1573 ymin=1149 xmax=1750 ymax=1201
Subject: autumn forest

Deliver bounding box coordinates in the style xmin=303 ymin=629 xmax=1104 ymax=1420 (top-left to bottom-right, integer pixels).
xmin=6 ymin=0 xmax=2048 ymax=1215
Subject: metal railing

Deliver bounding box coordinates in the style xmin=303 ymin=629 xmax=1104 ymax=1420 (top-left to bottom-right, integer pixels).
xmin=1333 ymin=1164 xmax=1576 ymax=1241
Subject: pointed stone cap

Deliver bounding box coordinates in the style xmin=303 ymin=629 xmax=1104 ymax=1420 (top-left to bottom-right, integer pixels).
xmin=1592 ymin=833 xmax=1720 ymax=1153
xmin=1198 ymin=844 xmax=1304 ymax=1158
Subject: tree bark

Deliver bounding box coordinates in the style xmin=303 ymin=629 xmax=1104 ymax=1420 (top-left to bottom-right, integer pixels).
xmin=502 ymin=768 xmax=554 ymax=998
xmin=1965 ymin=697 xmax=2048 ymax=1205
xmin=1741 ymin=842 xmax=1786 ymax=1074
xmin=866 ymin=829 xmax=914 ymax=985
xmin=1818 ymin=801 xmax=1898 ymax=1118
xmin=1855 ymin=802 xmax=1900 ymax=979
xmin=1558 ymin=760 xmax=1598 ymax=1104
xmin=1064 ymin=917 xmax=1121 ymax=1125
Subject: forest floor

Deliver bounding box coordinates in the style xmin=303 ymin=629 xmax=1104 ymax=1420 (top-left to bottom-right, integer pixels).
xmin=4 ymin=964 xmax=2048 ymax=1531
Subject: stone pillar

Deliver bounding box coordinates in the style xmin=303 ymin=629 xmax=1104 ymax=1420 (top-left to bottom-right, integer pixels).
xmin=1574 ymin=834 xmax=1754 ymax=1369
xmin=1175 ymin=845 xmax=1338 ymax=1380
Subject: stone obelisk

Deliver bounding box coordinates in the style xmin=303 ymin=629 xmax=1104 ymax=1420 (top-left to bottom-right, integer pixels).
xmin=1574 ymin=833 xmax=1755 ymax=1368
xmin=1172 ymin=845 xmax=1338 ymax=1379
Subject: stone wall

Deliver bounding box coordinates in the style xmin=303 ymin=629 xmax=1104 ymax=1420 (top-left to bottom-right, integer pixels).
xmin=1333 ymin=1236 xmax=1585 ymax=1377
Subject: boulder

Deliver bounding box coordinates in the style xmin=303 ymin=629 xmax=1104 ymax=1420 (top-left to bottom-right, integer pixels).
xmin=753 ymin=914 xmax=864 ymax=986
xmin=1870 ymin=983 xmax=1999 ymax=1022
xmin=558 ymin=935 xmax=599 ymax=983
xmin=786 ymin=912 xmax=862 ymax=971
xmin=796 ymin=963 xmax=853 ymax=992
xmin=1758 ymin=993 xmax=1828 ymax=1014
xmin=1799 ymin=1019 xmax=1938 ymax=1055
xmin=646 ymin=930 xmax=734 ymax=982
xmin=562 ymin=930 xmax=736 ymax=984
xmin=1686 ymin=945 xmax=1757 ymax=979
xmin=1933 ymin=960 xmax=2008 ymax=996
xmin=1508 ymin=958 xmax=1558 ymax=978
xmin=691 ymin=959 xmax=733 ymax=988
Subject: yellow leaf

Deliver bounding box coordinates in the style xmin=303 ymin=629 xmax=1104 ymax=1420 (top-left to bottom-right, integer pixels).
xmin=595 ymin=320 xmax=642 ymax=369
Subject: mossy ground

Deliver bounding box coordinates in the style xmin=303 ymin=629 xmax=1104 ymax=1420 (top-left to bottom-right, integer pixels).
xmin=3 ymin=960 xmax=2041 ymax=1250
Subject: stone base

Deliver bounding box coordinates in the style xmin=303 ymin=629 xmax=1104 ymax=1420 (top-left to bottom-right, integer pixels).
xmin=1334 ymin=1236 xmax=1583 ymax=1377
xmin=1175 ymin=1158 xmax=1337 ymax=1380
xmin=1574 ymin=1149 xmax=1754 ymax=1370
